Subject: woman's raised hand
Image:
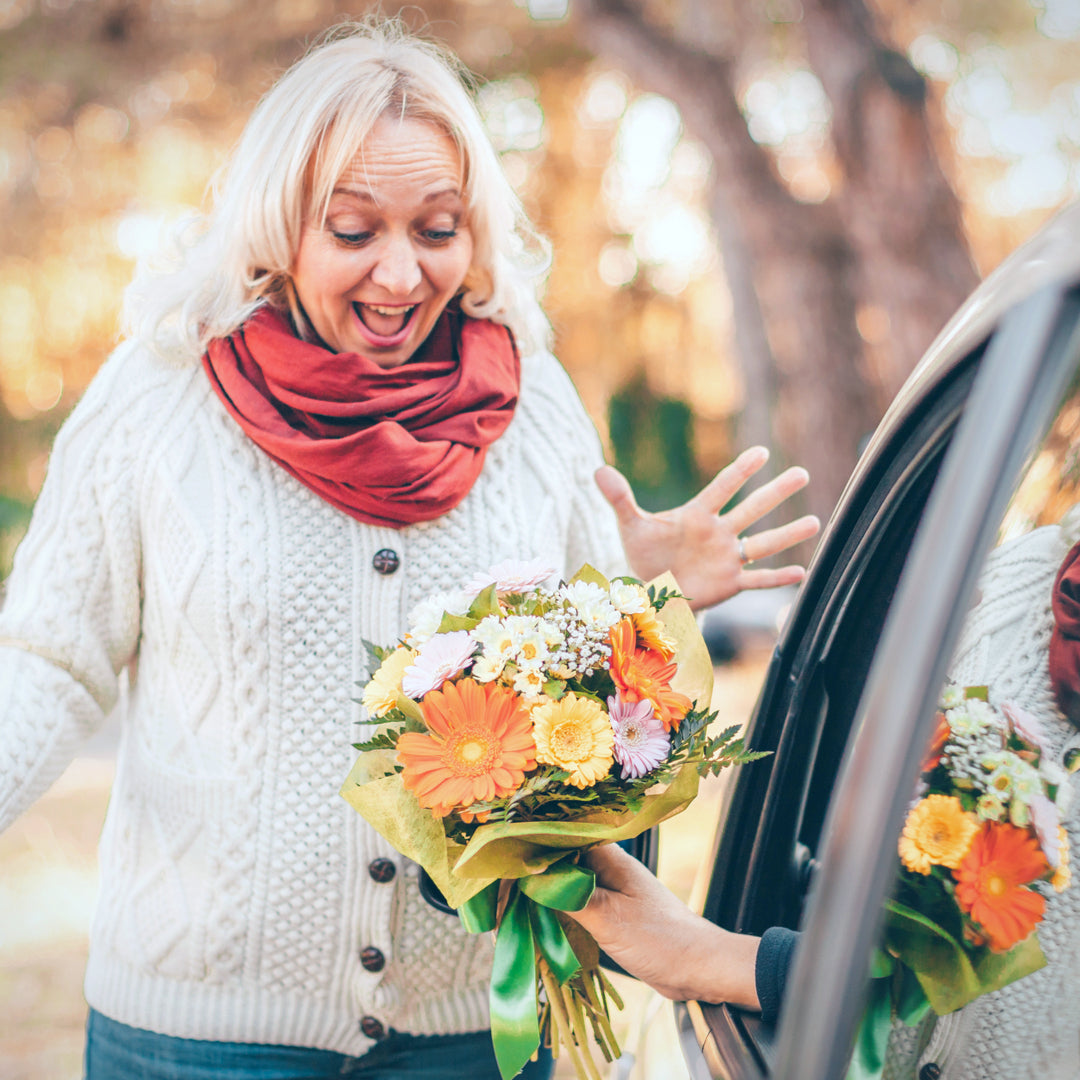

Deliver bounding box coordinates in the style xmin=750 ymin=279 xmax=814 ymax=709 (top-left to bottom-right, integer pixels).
xmin=594 ymin=446 xmax=820 ymax=611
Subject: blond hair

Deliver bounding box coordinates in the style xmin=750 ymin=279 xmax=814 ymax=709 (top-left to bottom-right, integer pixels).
xmin=124 ymin=18 xmax=552 ymax=360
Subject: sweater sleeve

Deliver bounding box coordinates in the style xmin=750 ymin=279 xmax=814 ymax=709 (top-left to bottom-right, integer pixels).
xmin=0 ymin=344 xmax=148 ymax=832
xmin=755 ymin=926 xmax=800 ymax=1024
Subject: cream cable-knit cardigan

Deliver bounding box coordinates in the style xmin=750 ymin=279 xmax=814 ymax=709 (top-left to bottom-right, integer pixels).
xmin=884 ymin=522 xmax=1080 ymax=1080
xmin=0 ymin=339 xmax=627 ymax=1056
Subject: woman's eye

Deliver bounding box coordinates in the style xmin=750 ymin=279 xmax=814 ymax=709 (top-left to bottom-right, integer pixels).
xmin=422 ymin=228 xmax=458 ymax=244
xmin=332 ymin=230 xmax=373 ymax=246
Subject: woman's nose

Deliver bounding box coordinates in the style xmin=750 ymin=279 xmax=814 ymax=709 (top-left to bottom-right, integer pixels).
xmin=370 ymin=235 xmax=422 ymax=296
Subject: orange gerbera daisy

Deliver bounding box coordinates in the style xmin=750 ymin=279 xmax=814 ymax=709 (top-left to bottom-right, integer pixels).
xmin=397 ymin=678 xmax=536 ymax=818
xmin=608 ymin=618 xmax=691 ymax=732
xmin=954 ymin=822 xmax=1049 ymax=952
xmin=630 ymin=606 xmax=676 ymax=661
xmin=921 ymin=711 xmax=951 ymax=773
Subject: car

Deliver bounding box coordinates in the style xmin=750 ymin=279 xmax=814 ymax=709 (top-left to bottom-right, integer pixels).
xmin=675 ymin=202 xmax=1080 ymax=1080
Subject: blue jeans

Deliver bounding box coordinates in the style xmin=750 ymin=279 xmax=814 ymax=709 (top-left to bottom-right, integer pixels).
xmin=84 ymin=1009 xmax=555 ymax=1080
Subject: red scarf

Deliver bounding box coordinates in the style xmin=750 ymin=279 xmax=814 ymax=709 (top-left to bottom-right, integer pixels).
xmin=203 ymin=305 xmax=520 ymax=528
xmin=1050 ymin=539 xmax=1080 ymax=727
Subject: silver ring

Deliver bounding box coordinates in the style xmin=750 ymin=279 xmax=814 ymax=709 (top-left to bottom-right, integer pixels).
xmin=738 ymin=537 xmax=749 ymax=564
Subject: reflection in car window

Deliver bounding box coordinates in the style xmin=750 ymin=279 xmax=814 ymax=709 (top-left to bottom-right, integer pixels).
xmin=1000 ymin=371 xmax=1080 ymax=542
xmin=878 ymin=372 xmax=1080 ymax=1080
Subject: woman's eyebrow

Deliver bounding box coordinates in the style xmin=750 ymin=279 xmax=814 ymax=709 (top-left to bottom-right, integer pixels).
xmin=329 ymin=186 xmax=462 ymax=203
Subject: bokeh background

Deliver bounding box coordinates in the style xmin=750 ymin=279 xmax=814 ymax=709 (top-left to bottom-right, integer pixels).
xmin=2 ymin=0 xmax=1080 ymax=1077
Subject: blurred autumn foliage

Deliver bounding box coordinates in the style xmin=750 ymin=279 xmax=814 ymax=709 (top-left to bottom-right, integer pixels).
xmin=1 ymin=0 xmax=1079 ymax=574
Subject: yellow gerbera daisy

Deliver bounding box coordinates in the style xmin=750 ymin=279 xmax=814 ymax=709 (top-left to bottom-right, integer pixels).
xmin=630 ymin=607 xmax=677 ymax=661
xmin=899 ymin=794 xmax=979 ymax=874
xmin=1053 ymin=825 xmax=1072 ymax=893
xmin=361 ymin=647 xmax=414 ymax=717
xmin=532 ymin=692 xmax=615 ymax=789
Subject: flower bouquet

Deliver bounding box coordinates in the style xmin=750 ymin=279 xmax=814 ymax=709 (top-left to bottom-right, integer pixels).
xmin=340 ymin=559 xmax=766 ymax=1080
xmin=849 ymin=684 xmax=1073 ymax=1080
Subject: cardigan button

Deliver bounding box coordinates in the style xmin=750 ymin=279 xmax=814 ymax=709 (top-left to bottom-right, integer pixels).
xmin=368 ymin=858 xmax=397 ymax=883
xmin=919 ymin=1065 xmax=941 ymax=1080
xmin=360 ymin=1016 xmax=387 ymax=1040
xmin=373 ymin=549 xmax=400 ymax=575
xmin=359 ymin=946 xmax=386 ymax=972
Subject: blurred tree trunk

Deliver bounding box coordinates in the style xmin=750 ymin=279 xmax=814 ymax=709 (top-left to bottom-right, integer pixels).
xmin=575 ymin=0 xmax=978 ymax=522
xmin=801 ymin=0 xmax=979 ymax=396
xmin=576 ymin=0 xmax=877 ymax=523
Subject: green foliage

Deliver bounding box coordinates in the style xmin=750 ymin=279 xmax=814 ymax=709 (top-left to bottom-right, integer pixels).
xmin=351 ymin=707 xmax=425 ymax=753
xmin=607 ymin=372 xmax=703 ymax=513
xmin=437 ymin=611 xmax=479 ymax=633
xmin=645 ymin=583 xmax=685 ymax=610
xmin=361 ymin=638 xmax=389 ymax=673
xmin=0 ymin=495 xmax=31 ymax=532
xmin=543 ymin=677 xmax=567 ymax=699
xmin=468 ymin=584 xmax=500 ymax=621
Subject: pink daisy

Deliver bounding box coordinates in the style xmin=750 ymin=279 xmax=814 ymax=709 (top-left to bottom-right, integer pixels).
xmin=1029 ymin=793 xmax=1063 ymax=868
xmin=401 ymin=631 xmax=477 ymax=700
xmin=608 ymin=693 xmax=670 ymax=779
xmin=1002 ymin=701 xmax=1047 ymax=754
xmin=463 ymin=558 xmax=557 ymax=596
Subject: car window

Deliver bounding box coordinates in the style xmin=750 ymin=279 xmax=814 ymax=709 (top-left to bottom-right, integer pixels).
xmin=704 ymin=348 xmax=984 ymax=937
xmin=689 ymin=288 xmax=1080 ymax=1080
xmin=768 ymin=284 xmax=1080 ymax=1080
xmin=687 ymin=346 xmax=984 ymax=1078
xmin=866 ymin=364 xmax=1080 ymax=1078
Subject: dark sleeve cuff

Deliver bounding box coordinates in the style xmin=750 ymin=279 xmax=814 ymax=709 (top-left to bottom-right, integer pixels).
xmin=754 ymin=927 xmax=799 ymax=1024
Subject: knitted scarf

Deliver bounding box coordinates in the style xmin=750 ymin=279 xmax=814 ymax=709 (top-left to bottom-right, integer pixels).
xmin=203 ymin=305 xmax=520 ymax=529
xmin=1050 ymin=539 xmax=1080 ymax=727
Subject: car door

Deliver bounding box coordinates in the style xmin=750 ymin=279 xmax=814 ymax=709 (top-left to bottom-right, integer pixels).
xmin=677 ymin=225 xmax=1080 ymax=1079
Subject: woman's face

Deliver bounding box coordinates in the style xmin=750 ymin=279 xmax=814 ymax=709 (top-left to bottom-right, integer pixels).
xmin=291 ymin=115 xmax=474 ymax=367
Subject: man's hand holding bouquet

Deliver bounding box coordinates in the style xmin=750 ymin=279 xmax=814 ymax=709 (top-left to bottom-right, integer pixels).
xmin=341 ymin=559 xmax=766 ymax=1080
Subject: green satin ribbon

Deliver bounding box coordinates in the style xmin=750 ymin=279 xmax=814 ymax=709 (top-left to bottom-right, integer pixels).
xmin=846 ymin=951 xmax=934 ymax=1080
xmin=459 ymin=858 xmax=596 ymax=1080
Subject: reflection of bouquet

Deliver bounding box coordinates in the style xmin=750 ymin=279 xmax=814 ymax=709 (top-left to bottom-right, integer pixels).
xmin=341 ymin=560 xmax=765 ymax=1080
xmin=850 ymin=685 xmax=1073 ymax=1080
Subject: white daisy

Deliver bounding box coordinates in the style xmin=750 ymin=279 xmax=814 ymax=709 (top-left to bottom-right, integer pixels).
xmin=472 ymin=653 xmax=505 ymax=684
xmin=472 ymin=615 xmax=517 ymax=660
xmin=407 ymin=590 xmax=473 ymax=647
xmin=513 ymin=666 xmax=547 ymax=699
xmin=939 ymin=684 xmax=964 ymax=710
xmin=560 ymin=581 xmax=621 ymax=630
xmin=609 ymin=581 xmax=649 ymax=615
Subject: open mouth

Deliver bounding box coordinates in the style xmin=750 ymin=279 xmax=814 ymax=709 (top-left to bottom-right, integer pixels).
xmin=353 ymin=302 xmax=418 ymax=347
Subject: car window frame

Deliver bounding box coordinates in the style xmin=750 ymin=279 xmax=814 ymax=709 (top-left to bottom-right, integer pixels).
xmin=679 ymin=348 xmax=982 ymax=1080
xmin=774 ymin=282 xmax=1080 ymax=1080
xmin=678 ymin=281 xmax=1080 ymax=1080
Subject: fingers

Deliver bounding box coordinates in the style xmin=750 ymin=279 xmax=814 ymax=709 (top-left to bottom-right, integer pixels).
xmin=582 ymin=842 xmax=653 ymax=896
xmin=738 ymin=515 xmax=820 ymax=564
xmin=594 ymin=465 xmax=642 ymax=527
xmin=737 ymin=564 xmax=810 ymax=590
xmin=686 ymin=446 xmax=770 ymax=515
xmin=724 ymin=466 xmax=810 ymax=534
xmin=578 ymin=842 xmax=660 ymax=902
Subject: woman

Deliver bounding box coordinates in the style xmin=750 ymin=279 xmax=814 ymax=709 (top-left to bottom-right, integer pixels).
xmin=0 ymin=20 xmax=817 ymax=1079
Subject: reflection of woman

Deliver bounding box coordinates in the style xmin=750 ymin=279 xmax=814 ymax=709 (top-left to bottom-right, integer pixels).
xmin=574 ymin=519 xmax=1080 ymax=1080
xmin=0 ymin=21 xmax=817 ymax=1080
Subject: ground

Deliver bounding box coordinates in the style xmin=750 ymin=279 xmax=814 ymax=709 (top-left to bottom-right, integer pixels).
xmin=0 ymin=651 xmax=771 ymax=1080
